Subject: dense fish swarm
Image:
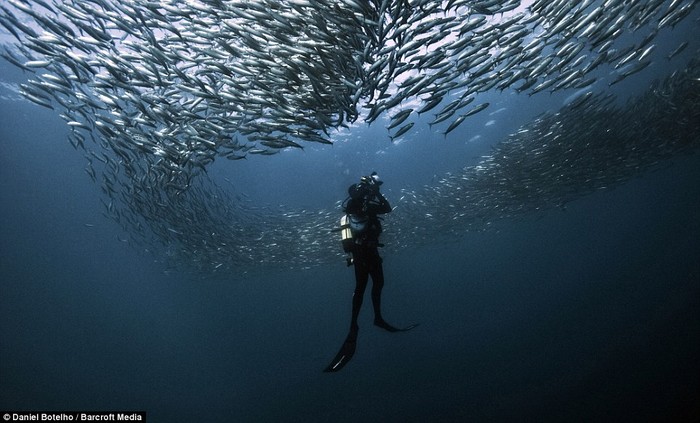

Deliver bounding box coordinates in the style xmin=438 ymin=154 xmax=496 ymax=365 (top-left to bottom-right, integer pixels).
xmin=0 ymin=0 xmax=698 ymax=273
xmin=387 ymin=59 xmax=700 ymax=251
xmin=102 ymin=59 xmax=700 ymax=273
xmin=2 ymin=0 xmax=697 ymax=150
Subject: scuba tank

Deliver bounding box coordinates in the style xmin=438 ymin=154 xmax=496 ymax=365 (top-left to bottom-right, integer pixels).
xmin=339 ymin=215 xmax=354 ymax=266
xmin=338 ymin=174 xmax=382 ymax=264
xmin=339 ymin=214 xmax=368 ymax=267
xmin=339 ymin=214 xmax=368 ymax=253
xmin=339 ymin=215 xmax=353 ymax=253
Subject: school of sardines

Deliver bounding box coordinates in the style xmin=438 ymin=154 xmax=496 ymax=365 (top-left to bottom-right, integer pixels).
xmin=0 ymin=0 xmax=698 ymax=273
xmin=386 ymin=60 xmax=700 ymax=252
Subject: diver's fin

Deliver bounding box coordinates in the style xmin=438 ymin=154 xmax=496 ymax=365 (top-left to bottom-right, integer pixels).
xmin=374 ymin=319 xmax=420 ymax=333
xmin=323 ymin=327 xmax=358 ymax=373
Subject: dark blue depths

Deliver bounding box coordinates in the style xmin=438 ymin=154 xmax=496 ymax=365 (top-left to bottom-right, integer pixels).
xmin=1 ymin=97 xmax=698 ymax=422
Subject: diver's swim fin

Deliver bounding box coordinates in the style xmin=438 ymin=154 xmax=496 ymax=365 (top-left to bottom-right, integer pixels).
xmin=323 ymin=327 xmax=358 ymax=373
xmin=374 ymin=319 xmax=420 ymax=333
xmin=397 ymin=323 xmax=420 ymax=331
xmin=323 ymin=324 xmax=419 ymax=372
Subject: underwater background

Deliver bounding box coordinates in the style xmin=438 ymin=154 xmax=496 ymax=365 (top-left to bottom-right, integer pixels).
xmin=2 ymin=1 xmax=700 ymax=422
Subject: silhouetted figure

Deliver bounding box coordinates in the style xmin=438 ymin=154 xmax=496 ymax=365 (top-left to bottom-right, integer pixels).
xmin=343 ymin=172 xmax=397 ymax=333
xmin=324 ymin=172 xmax=418 ymax=372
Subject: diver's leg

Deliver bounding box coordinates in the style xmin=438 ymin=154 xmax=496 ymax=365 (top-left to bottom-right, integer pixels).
xmin=370 ymin=253 xmax=399 ymax=332
xmin=350 ymin=254 xmax=369 ymax=330
xmin=369 ymin=256 xmax=385 ymax=321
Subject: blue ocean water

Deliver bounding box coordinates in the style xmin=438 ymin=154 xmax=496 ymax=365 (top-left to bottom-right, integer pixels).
xmin=2 ymin=18 xmax=700 ymax=423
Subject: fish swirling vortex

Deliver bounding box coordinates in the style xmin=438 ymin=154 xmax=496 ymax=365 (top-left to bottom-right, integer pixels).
xmin=0 ymin=0 xmax=698 ymax=273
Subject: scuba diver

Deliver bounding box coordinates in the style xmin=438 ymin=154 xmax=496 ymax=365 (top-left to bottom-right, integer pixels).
xmin=344 ymin=172 xmax=398 ymax=333
xmin=324 ymin=172 xmax=418 ymax=372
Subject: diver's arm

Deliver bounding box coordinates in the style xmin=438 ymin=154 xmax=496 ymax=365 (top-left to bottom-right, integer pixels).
xmin=378 ymin=193 xmax=391 ymax=214
xmin=367 ymin=192 xmax=391 ymax=214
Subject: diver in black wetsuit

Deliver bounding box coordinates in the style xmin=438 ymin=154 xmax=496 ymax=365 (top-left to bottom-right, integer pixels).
xmin=324 ymin=172 xmax=417 ymax=372
xmin=344 ymin=172 xmax=399 ymax=334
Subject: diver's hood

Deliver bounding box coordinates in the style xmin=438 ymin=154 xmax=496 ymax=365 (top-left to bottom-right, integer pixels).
xmin=348 ymin=183 xmax=364 ymax=199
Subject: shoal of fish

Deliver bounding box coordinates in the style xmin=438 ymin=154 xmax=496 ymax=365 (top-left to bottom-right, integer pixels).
xmin=0 ymin=0 xmax=698 ymax=274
